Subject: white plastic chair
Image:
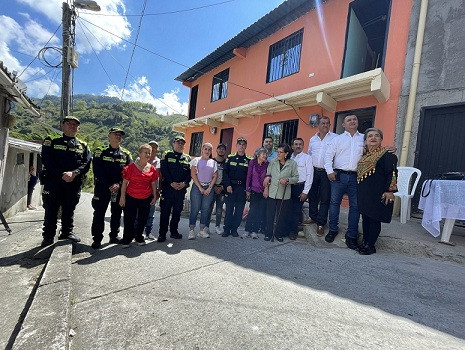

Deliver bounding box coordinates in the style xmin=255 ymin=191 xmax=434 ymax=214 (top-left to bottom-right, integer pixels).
xmin=394 ymin=166 xmax=422 ymax=224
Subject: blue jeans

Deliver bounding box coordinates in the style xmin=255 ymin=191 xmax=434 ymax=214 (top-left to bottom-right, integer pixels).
xmin=189 ymin=184 xmax=214 ymax=228
xmin=328 ymin=172 xmax=359 ymax=238
xmin=144 ymin=204 xmax=156 ymax=234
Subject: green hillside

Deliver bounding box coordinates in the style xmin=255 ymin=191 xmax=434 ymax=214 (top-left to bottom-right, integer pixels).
xmin=10 ymin=94 xmax=187 ymax=191
xmin=10 ymin=94 xmax=187 ymax=156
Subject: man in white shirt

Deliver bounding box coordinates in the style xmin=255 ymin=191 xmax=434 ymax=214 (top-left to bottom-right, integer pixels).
xmin=289 ymin=138 xmax=314 ymax=240
xmin=324 ymin=115 xmax=364 ymax=249
xmin=307 ymin=116 xmax=336 ymax=237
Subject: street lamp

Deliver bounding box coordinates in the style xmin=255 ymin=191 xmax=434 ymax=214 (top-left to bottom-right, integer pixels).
xmin=61 ymin=0 xmax=100 ymax=118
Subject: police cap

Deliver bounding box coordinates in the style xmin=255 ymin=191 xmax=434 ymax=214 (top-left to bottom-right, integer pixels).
xmin=174 ymin=135 xmax=186 ymax=142
xmin=109 ymin=127 xmax=125 ymax=136
xmin=63 ymin=115 xmax=80 ymax=125
xmin=236 ymin=137 xmax=247 ymax=144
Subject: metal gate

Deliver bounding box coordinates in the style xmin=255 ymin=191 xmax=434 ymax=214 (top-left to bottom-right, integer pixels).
xmin=412 ymin=103 xmax=465 ymax=212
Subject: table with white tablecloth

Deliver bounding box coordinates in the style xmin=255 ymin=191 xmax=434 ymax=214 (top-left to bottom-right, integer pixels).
xmin=418 ymin=180 xmax=465 ymax=243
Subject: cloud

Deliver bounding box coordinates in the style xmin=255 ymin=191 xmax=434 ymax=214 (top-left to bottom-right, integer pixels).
xmin=15 ymin=0 xmax=131 ymax=54
xmin=104 ymin=76 xmax=188 ymax=115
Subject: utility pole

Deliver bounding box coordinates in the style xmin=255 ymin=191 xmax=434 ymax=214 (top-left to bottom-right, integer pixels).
xmin=61 ymin=1 xmax=72 ymax=118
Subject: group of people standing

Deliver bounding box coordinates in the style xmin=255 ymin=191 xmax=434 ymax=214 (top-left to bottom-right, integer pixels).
xmin=39 ymin=114 xmax=397 ymax=256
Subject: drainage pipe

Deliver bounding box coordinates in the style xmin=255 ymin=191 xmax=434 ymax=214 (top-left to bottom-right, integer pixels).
xmin=399 ymin=0 xmax=429 ymax=166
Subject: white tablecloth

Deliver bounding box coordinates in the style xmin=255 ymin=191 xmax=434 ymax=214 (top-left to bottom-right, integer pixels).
xmin=418 ymin=180 xmax=465 ymax=237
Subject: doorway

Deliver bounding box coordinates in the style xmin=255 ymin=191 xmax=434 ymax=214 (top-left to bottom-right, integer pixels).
xmin=341 ymin=0 xmax=391 ymax=78
xmin=334 ymin=107 xmax=375 ymax=134
xmin=220 ymin=128 xmax=234 ymax=155
xmin=412 ymin=103 xmax=465 ymax=213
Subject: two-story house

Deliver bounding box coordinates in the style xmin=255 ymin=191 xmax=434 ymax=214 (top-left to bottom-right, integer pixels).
xmin=174 ymin=0 xmax=413 ymax=156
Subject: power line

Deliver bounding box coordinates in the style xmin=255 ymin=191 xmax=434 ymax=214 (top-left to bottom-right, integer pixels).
xmin=77 ymin=20 xmax=115 ymax=85
xmin=78 ymin=17 xmax=309 ymax=124
xmin=121 ymin=0 xmax=148 ymax=101
xmin=23 ymin=67 xmax=56 ymax=83
xmin=76 ymin=17 xmax=182 ymax=114
xmin=78 ymin=0 xmax=235 ymax=17
xmin=17 ymin=24 xmax=62 ymax=78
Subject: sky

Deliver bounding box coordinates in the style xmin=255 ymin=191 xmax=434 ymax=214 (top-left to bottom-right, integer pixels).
xmin=0 ymin=0 xmax=285 ymax=115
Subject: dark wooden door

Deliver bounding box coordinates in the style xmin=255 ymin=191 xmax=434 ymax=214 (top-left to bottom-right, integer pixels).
xmin=412 ymin=103 xmax=465 ymax=211
xmin=220 ymin=128 xmax=234 ymax=155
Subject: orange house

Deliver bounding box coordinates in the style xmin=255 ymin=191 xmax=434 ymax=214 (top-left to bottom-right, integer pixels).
xmin=174 ymin=0 xmax=413 ymax=156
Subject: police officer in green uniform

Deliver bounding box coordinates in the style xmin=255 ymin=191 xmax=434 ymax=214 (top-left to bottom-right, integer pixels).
xmin=222 ymin=137 xmax=251 ymax=237
xmin=40 ymin=116 xmax=91 ymax=247
xmin=90 ymin=127 xmax=132 ymax=249
xmin=158 ymin=136 xmax=191 ymax=242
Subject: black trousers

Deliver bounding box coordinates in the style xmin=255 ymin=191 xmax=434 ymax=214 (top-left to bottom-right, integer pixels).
xmin=122 ymin=194 xmax=152 ymax=243
xmin=361 ymin=214 xmax=382 ymax=247
xmin=290 ymin=183 xmax=305 ymax=234
xmin=265 ymin=197 xmax=291 ymax=239
xmin=308 ymin=169 xmax=331 ymax=226
xmin=245 ymin=191 xmax=266 ymax=233
xmin=206 ymin=190 xmax=225 ymax=228
xmin=224 ymin=184 xmax=246 ymax=234
xmin=42 ymin=180 xmax=81 ymax=239
xmin=159 ymin=186 xmax=186 ymax=238
xmin=91 ymin=184 xmax=123 ymax=243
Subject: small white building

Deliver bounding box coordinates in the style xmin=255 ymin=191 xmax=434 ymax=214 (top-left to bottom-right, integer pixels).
xmin=0 ymin=61 xmax=40 ymax=218
xmin=1 ymin=138 xmax=42 ymax=217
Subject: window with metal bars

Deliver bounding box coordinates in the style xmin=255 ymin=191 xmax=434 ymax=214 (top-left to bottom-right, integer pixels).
xmin=189 ymin=132 xmax=204 ymax=156
xmin=266 ymin=29 xmax=304 ymax=83
xmin=263 ymin=119 xmax=299 ymax=147
xmin=211 ymin=68 xmax=229 ymax=102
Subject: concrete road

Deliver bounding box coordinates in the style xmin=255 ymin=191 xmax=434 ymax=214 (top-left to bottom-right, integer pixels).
xmin=68 ymin=193 xmax=465 ymax=349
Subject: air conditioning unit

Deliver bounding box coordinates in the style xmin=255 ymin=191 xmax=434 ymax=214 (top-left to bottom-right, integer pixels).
xmin=67 ymin=47 xmax=79 ymax=68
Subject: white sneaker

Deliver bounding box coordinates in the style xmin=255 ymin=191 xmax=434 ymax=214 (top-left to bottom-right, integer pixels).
xmin=145 ymin=234 xmax=155 ymax=240
xmin=215 ymin=226 xmax=223 ymax=235
xmin=251 ymin=232 xmax=258 ymax=239
xmin=188 ymin=229 xmax=196 ymax=240
xmin=198 ymin=229 xmax=210 ymax=238
xmin=241 ymin=232 xmax=251 ymax=239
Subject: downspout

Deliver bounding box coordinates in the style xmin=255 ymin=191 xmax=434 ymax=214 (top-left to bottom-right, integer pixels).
xmin=399 ymin=0 xmax=429 ymax=166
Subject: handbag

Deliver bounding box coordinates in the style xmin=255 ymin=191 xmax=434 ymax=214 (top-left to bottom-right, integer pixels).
xmin=421 ymin=172 xmax=465 ymax=197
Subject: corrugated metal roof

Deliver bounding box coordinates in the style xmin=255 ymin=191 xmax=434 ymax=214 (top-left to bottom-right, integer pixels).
xmin=175 ymin=0 xmax=319 ymax=82
xmin=8 ymin=137 xmax=42 ymax=153
xmin=0 ymin=61 xmax=40 ymax=116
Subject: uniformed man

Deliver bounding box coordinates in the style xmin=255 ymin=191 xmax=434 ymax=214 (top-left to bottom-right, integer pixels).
xmin=222 ymin=137 xmax=251 ymax=237
xmin=90 ymin=127 xmax=132 ymax=249
xmin=158 ymin=136 xmax=191 ymax=242
xmin=40 ymin=116 xmax=91 ymax=247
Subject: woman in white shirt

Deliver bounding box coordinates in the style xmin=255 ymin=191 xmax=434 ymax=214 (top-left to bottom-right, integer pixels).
xmin=189 ymin=143 xmax=217 ymax=239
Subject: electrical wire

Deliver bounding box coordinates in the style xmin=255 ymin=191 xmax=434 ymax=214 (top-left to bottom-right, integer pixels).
xmin=17 ymin=24 xmax=62 ymax=78
xmin=121 ymin=0 xmax=148 ymax=101
xmin=78 ymin=16 xmax=308 ymax=123
xmin=38 ymin=46 xmax=63 ymax=68
xmin=23 ymin=68 xmax=56 ymax=83
xmin=77 ymin=18 xmax=182 ymax=114
xmin=78 ymin=0 xmax=235 ymax=17
xmin=76 ymin=20 xmax=115 ymax=86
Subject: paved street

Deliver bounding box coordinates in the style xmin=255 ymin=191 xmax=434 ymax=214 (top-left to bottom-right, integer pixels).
xmin=66 ymin=193 xmax=465 ymax=349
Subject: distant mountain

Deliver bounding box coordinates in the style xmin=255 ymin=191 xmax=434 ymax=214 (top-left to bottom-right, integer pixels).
xmin=10 ymin=94 xmax=187 ymax=191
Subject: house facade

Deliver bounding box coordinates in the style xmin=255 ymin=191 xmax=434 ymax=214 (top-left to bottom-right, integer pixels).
xmin=174 ymin=0 xmax=414 ymax=156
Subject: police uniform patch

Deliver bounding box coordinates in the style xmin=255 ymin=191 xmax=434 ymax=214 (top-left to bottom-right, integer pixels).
xmin=43 ymin=140 xmax=52 ymax=146
xmin=94 ymin=150 xmax=102 ymax=157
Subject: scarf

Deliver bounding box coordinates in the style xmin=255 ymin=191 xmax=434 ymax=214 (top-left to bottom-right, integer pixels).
xmin=357 ymin=147 xmax=387 ymax=183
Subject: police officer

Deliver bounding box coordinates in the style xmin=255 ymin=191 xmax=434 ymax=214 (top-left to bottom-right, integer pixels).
xmin=90 ymin=127 xmax=132 ymax=249
xmin=222 ymin=137 xmax=251 ymax=237
xmin=158 ymin=136 xmax=191 ymax=242
xmin=40 ymin=116 xmax=91 ymax=247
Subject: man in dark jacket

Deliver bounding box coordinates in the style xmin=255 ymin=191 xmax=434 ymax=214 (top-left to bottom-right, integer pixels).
xmin=158 ymin=136 xmax=191 ymax=242
xmin=90 ymin=127 xmax=132 ymax=249
xmin=40 ymin=116 xmax=91 ymax=247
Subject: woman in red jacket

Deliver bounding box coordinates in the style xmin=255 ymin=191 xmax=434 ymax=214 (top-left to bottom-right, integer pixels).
xmin=119 ymin=144 xmax=158 ymax=247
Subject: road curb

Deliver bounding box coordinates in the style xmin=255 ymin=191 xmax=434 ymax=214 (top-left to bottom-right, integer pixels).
xmin=12 ymin=241 xmax=72 ymax=350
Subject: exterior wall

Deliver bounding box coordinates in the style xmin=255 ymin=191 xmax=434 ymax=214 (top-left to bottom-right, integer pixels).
xmin=1 ymin=148 xmax=42 ymax=218
xmin=184 ymin=0 xmax=414 ymax=153
xmin=395 ymin=0 xmax=465 ymax=165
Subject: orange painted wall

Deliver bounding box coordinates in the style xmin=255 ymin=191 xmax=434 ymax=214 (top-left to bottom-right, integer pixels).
xmin=183 ymin=0 xmax=414 ymax=154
